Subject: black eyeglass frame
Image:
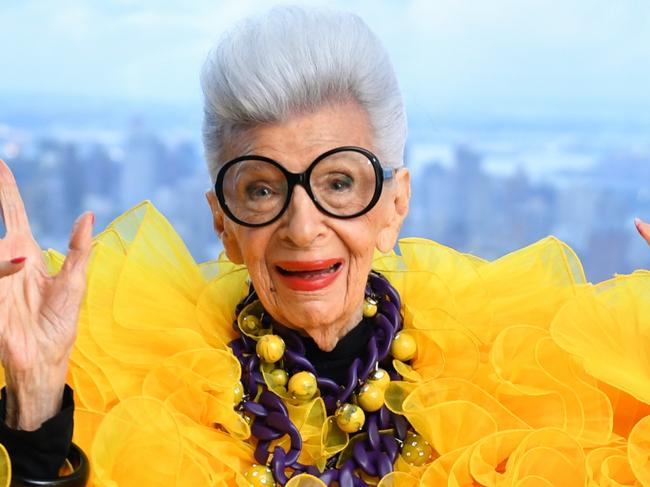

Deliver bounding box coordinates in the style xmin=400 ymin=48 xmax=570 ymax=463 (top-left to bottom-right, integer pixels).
xmin=214 ymin=146 xmax=395 ymax=228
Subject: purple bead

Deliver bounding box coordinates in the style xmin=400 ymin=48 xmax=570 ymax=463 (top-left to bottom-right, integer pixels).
xmin=393 ymin=414 xmax=408 ymax=441
xmin=242 ymin=401 xmax=268 ymax=417
xmin=284 ymin=349 xmax=317 ymax=374
xmin=378 ymin=406 xmax=390 ymax=430
xmin=375 ymin=314 xmax=395 ymax=360
xmin=285 ymin=447 xmax=300 ymax=466
xmin=339 ymin=461 xmax=354 ymax=487
xmin=245 ymin=355 xmax=260 ymax=393
xmin=245 ymin=375 xmax=257 ymax=397
xmin=287 ymin=420 xmax=303 ymax=452
xmin=353 ymin=440 xmax=377 ymax=477
xmin=259 ymin=390 xmax=289 ymax=416
xmin=371 ymin=274 xmax=401 ymax=310
xmin=323 ymin=395 xmax=337 ymax=415
xmin=367 ymin=416 xmax=380 ymax=451
xmin=266 ymin=411 xmax=291 ymax=433
xmin=271 ymin=446 xmax=288 ymax=484
xmin=338 ymin=357 xmax=361 ymax=403
xmin=353 ymin=477 xmax=370 ymax=487
xmin=251 ymin=421 xmax=283 ymax=441
xmin=254 ymin=440 xmax=270 ymax=464
xmin=376 ymin=452 xmax=393 ymax=478
xmin=228 ymin=339 xmax=244 ymax=357
xmin=381 ymin=434 xmax=399 ymax=463
xmin=359 ymin=336 xmax=378 ymax=381
xmin=319 ymin=470 xmax=338 ymax=484
xmin=317 ymin=376 xmax=340 ymax=395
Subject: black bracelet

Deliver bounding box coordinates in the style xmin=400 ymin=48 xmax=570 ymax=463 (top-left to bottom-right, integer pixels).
xmin=11 ymin=443 xmax=89 ymax=487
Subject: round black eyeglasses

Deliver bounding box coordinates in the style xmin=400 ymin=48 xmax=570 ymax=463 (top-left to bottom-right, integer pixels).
xmin=214 ymin=146 xmax=395 ymax=227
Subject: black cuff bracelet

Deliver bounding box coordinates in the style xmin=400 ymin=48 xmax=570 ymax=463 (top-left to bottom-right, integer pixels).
xmin=11 ymin=443 xmax=89 ymax=487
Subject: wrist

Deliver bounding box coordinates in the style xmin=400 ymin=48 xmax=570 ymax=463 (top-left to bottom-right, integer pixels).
xmin=4 ymin=361 xmax=69 ymax=431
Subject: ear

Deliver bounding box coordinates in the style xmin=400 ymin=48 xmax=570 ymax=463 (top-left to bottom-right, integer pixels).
xmin=205 ymin=189 xmax=244 ymax=264
xmin=376 ymin=168 xmax=411 ymax=253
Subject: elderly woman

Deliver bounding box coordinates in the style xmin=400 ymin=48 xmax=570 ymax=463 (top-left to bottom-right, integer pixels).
xmin=1 ymin=6 xmax=650 ymax=487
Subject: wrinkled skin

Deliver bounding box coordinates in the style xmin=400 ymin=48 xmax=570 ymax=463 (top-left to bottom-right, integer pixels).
xmin=0 ymin=159 xmax=94 ymax=430
xmin=206 ymin=100 xmax=411 ymax=351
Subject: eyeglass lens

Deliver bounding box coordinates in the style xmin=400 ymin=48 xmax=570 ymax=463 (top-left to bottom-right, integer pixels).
xmin=221 ymin=150 xmax=377 ymax=225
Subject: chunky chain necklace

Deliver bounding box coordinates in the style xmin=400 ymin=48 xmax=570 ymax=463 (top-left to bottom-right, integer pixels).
xmin=228 ymin=272 xmax=433 ymax=486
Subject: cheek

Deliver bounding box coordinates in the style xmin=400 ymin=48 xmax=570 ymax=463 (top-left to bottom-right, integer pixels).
xmin=341 ymin=219 xmax=381 ymax=285
xmin=236 ymin=229 xmax=275 ymax=287
xmin=342 ymin=212 xmax=386 ymax=258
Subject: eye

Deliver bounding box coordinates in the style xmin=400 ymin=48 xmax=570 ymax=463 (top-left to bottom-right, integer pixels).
xmin=327 ymin=174 xmax=354 ymax=191
xmin=246 ymin=183 xmax=276 ymax=200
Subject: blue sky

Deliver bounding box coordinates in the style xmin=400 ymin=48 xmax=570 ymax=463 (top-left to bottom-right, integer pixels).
xmin=1 ymin=0 xmax=650 ymax=122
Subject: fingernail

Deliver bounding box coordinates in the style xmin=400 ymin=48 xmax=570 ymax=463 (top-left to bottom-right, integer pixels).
xmin=10 ymin=257 xmax=26 ymax=264
xmin=90 ymin=212 xmax=95 ymax=225
xmin=635 ymin=217 xmax=642 ymax=227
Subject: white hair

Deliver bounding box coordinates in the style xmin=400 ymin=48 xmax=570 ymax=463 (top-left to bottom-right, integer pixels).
xmin=201 ymin=6 xmax=407 ymax=183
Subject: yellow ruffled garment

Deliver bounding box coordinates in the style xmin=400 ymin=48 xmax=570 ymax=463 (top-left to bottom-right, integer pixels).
xmin=1 ymin=201 xmax=649 ymax=486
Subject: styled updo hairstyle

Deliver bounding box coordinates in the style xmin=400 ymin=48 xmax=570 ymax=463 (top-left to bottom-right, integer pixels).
xmin=200 ymin=6 xmax=407 ymax=182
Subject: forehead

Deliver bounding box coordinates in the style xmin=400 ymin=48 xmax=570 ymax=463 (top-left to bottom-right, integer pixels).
xmin=241 ymin=100 xmax=375 ymax=172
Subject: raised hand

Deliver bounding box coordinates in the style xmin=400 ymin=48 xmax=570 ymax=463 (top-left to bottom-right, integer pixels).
xmin=0 ymin=159 xmax=93 ymax=430
xmin=635 ymin=218 xmax=650 ymax=247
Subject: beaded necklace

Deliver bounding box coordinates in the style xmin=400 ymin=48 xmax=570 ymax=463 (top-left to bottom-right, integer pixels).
xmin=228 ymin=272 xmax=433 ymax=486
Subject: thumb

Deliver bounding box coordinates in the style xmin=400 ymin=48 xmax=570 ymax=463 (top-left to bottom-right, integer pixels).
xmin=635 ymin=218 xmax=650 ymax=247
xmin=57 ymin=211 xmax=95 ymax=286
xmin=0 ymin=256 xmax=27 ymax=278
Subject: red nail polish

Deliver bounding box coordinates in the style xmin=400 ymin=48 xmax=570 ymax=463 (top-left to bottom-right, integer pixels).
xmin=10 ymin=257 xmax=26 ymax=264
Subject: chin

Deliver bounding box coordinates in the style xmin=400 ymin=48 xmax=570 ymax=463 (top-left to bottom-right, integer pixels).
xmin=277 ymin=300 xmax=348 ymax=347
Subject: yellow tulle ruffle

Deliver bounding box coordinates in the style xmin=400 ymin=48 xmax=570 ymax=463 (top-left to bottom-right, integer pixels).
xmin=2 ymin=201 xmax=650 ymax=486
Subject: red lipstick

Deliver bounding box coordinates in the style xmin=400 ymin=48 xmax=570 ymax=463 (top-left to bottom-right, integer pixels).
xmin=274 ymin=259 xmax=343 ymax=291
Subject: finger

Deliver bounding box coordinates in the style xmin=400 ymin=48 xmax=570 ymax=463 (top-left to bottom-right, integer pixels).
xmin=635 ymin=217 xmax=650 ymax=246
xmin=0 ymin=159 xmax=31 ymax=235
xmin=0 ymin=256 xmax=27 ymax=278
xmin=57 ymin=211 xmax=95 ymax=286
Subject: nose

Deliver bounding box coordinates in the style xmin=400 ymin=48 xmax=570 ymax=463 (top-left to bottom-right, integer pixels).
xmin=278 ymin=185 xmax=327 ymax=247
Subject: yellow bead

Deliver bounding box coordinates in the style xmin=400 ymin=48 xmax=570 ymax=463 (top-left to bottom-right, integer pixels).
xmin=368 ymin=368 xmax=390 ymax=390
xmin=335 ymin=403 xmax=365 ymax=433
xmin=241 ymin=314 xmax=261 ymax=333
xmin=401 ymin=431 xmax=435 ymax=466
xmin=233 ymin=381 xmax=244 ymax=405
xmin=391 ymin=331 xmax=417 ymax=361
xmin=243 ymin=464 xmax=276 ymax=486
xmin=362 ymin=298 xmax=378 ymax=318
xmin=357 ymin=383 xmax=385 ymax=412
xmin=269 ymin=368 xmax=288 ymax=388
xmin=288 ymin=371 xmax=318 ymax=401
xmin=256 ymin=334 xmax=285 ymax=364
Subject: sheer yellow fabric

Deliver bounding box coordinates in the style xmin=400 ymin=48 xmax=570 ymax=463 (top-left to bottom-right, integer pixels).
xmin=0 ymin=444 xmax=10 ymax=487
xmin=1 ymin=201 xmax=649 ymax=486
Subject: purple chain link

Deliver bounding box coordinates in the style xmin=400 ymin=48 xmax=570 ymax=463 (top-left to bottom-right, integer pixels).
xmin=228 ymin=272 xmax=410 ymax=486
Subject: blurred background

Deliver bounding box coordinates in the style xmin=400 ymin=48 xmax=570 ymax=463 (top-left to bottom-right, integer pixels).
xmin=1 ymin=0 xmax=649 ymax=281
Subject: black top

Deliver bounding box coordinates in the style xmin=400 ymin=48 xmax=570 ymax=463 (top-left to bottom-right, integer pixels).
xmin=0 ymin=385 xmax=75 ymax=479
xmin=0 ymin=325 xmax=370 ymax=480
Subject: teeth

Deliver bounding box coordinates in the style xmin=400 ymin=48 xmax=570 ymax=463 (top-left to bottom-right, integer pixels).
xmin=278 ymin=263 xmax=340 ymax=276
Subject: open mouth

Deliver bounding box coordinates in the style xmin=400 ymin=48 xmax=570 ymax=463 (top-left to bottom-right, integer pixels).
xmin=276 ymin=261 xmax=343 ymax=279
xmin=273 ymin=259 xmax=344 ymax=291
